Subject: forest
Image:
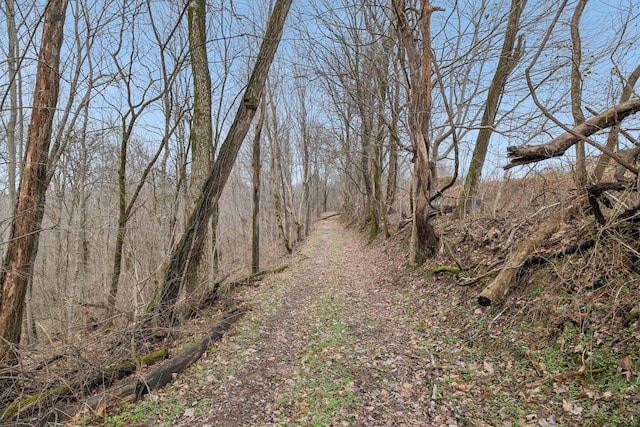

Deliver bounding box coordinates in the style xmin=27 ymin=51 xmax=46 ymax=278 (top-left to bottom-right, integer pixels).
xmin=1 ymin=0 xmax=639 ymax=424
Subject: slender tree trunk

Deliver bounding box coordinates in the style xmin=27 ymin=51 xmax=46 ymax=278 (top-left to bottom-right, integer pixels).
xmin=459 ymin=0 xmax=526 ymax=212
xmin=0 ymin=0 xmax=69 ymax=364
xmin=153 ymin=0 xmax=292 ymax=326
xmin=386 ymin=70 xmax=400 ymax=213
xmin=571 ymin=0 xmax=588 ymax=190
xmin=251 ymin=102 xmax=265 ymax=273
xmin=268 ymin=97 xmax=293 ymax=253
xmin=4 ymin=0 xmax=19 ymax=208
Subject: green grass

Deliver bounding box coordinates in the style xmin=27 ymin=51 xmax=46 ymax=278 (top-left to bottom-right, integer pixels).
xmin=275 ymin=289 xmax=361 ymax=426
xmin=100 ymin=394 xmax=187 ymax=427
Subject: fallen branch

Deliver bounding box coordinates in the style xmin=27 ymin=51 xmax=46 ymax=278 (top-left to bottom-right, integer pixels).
xmin=37 ymin=306 xmax=248 ymax=426
xmin=1 ymin=349 xmax=167 ymax=421
xmin=455 ymin=259 xmax=506 ymax=287
xmin=320 ymin=212 xmax=340 ymax=220
xmin=478 ymin=196 xmax=585 ymax=306
xmin=200 ymin=265 xmax=287 ymax=309
xmin=505 ymin=100 xmax=640 ymax=170
xmin=430 ymin=265 xmax=461 ymax=275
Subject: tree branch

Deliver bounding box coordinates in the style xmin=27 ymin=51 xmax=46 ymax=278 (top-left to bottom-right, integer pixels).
xmin=505 ymin=99 xmax=640 ymax=170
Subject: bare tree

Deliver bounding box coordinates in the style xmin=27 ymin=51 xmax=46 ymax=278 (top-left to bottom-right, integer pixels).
xmin=0 ymin=0 xmax=69 ymax=364
xmin=393 ymin=0 xmax=439 ymax=264
xmin=591 ymin=71 xmax=640 ymax=181
xmin=459 ymin=0 xmax=526 ymax=212
xmin=105 ymin=2 xmax=187 ymax=320
xmin=153 ymin=0 xmax=293 ymax=326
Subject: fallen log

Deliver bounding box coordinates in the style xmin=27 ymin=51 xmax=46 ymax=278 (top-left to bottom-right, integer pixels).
xmin=320 ymin=212 xmax=340 ymax=220
xmin=36 ymin=306 xmax=248 ymax=426
xmin=0 ymin=349 xmax=167 ymax=421
xmin=134 ymin=306 xmax=248 ymax=398
xmin=505 ymin=99 xmax=640 ymax=170
xmin=477 ymin=197 xmax=585 ymax=306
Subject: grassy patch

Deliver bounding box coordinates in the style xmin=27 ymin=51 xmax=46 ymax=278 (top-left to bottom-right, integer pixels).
xmin=99 ymin=393 xmax=187 ymax=426
xmin=275 ymin=290 xmax=361 ymax=425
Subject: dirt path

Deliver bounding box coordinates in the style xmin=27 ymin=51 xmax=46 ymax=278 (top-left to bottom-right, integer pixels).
xmin=99 ymin=214 xmax=640 ymax=426
xmin=168 ymin=215 xmax=435 ymax=426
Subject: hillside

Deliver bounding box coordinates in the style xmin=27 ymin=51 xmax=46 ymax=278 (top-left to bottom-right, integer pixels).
xmin=84 ymin=212 xmax=640 ymax=427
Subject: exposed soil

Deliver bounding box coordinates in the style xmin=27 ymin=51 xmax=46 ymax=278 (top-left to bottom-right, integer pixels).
xmin=94 ymin=212 xmax=640 ymax=427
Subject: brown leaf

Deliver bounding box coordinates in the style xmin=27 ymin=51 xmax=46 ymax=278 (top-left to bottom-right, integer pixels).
xmin=618 ymin=355 xmax=633 ymax=381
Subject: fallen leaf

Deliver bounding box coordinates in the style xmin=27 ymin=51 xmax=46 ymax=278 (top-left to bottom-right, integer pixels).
xmin=483 ymin=360 xmax=495 ymax=375
xmin=618 ymin=355 xmax=633 ymax=381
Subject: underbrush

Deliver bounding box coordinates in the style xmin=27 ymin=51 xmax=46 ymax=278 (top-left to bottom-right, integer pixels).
xmin=381 ymin=176 xmax=640 ymax=426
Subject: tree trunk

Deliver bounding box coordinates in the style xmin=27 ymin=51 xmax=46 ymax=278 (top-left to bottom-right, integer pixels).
xmin=184 ymin=0 xmax=215 ymax=307
xmin=570 ymin=0 xmax=588 ymax=190
xmin=478 ymin=196 xmax=584 ymax=306
xmin=4 ymin=0 xmax=19 ymax=208
xmin=268 ymin=97 xmax=293 ymax=253
xmin=459 ymin=0 xmax=526 ymax=213
xmin=386 ymin=69 xmax=400 ymax=213
xmin=153 ymin=0 xmax=292 ymax=326
xmin=251 ymin=102 xmax=265 ymax=274
xmin=393 ymin=0 xmax=439 ymax=264
xmin=0 ymin=0 xmax=69 ymax=364
xmin=188 ymin=0 xmax=213 ymax=197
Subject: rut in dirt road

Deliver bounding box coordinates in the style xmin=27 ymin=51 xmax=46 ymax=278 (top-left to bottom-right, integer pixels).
xmin=173 ymin=214 xmax=435 ymax=426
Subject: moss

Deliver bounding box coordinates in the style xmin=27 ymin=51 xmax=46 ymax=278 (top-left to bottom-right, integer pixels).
xmin=430 ymin=265 xmax=462 ymax=275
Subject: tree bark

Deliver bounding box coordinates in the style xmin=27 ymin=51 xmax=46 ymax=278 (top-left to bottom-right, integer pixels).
xmin=505 ymin=99 xmax=640 ymax=170
xmin=184 ymin=0 xmax=216 ymax=314
xmin=4 ymin=0 xmax=19 ymax=208
xmin=251 ymin=102 xmax=265 ymax=274
xmin=0 ymin=0 xmax=69 ymax=364
xmin=460 ymin=0 xmax=526 ymax=212
xmin=153 ymin=0 xmax=292 ymax=326
xmin=188 ymin=0 xmax=213 ymax=196
xmin=393 ymin=0 xmax=439 ymax=263
xmin=570 ymin=0 xmax=588 ymax=190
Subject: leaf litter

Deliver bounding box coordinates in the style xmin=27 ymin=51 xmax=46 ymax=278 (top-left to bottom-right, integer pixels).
xmin=100 ymin=215 xmax=639 ymax=427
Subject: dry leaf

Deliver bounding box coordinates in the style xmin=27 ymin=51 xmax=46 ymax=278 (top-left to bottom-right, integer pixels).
xmin=618 ymin=355 xmax=633 ymax=381
xmin=483 ymin=360 xmax=495 ymax=375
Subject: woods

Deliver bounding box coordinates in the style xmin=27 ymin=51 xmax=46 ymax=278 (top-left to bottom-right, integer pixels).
xmin=1 ymin=0 xmax=640 ymax=422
